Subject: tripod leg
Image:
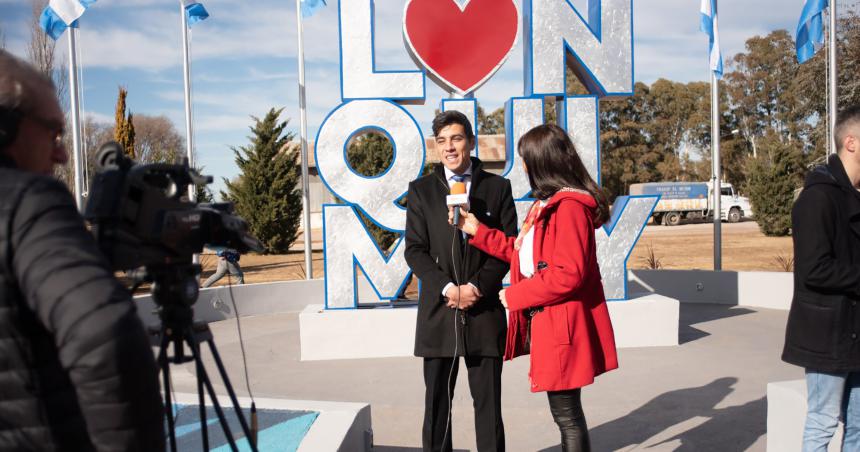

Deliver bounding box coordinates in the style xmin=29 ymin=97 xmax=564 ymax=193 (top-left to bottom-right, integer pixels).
xmin=197 ymin=358 xmax=209 ymax=451
xmin=158 ymin=332 xmax=178 ymax=452
xmin=206 ymin=337 xmax=257 ymax=451
xmin=185 ymin=330 xmax=241 ymax=452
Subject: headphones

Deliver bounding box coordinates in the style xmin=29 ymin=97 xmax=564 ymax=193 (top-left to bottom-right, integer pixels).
xmin=0 ymin=106 xmax=21 ymax=150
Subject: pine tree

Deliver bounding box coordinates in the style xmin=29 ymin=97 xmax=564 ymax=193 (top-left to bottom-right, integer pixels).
xmin=222 ymin=108 xmax=303 ymax=254
xmin=745 ymin=132 xmax=804 ymax=236
xmin=346 ymin=132 xmax=399 ymax=250
xmin=114 ymin=87 xmax=135 ymax=159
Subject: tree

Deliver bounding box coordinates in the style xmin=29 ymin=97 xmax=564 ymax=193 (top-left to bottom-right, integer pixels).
xmin=795 ymin=8 xmax=860 ymax=161
xmin=477 ymin=106 xmax=505 ymax=135
xmin=114 ymin=87 xmax=135 ymax=159
xmin=725 ymin=30 xmax=807 ymax=159
xmin=345 ymin=132 xmax=400 ymax=250
xmin=131 ymin=114 xmax=184 ymax=164
xmin=27 ymin=0 xmax=66 ymax=109
xmin=194 ymin=167 xmax=215 ymax=203
xmin=744 ymin=132 xmax=804 ymax=236
xmin=223 ymin=108 xmax=303 ymax=254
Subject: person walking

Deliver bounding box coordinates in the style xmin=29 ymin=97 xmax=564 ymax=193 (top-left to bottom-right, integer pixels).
xmin=202 ymin=248 xmax=244 ymax=288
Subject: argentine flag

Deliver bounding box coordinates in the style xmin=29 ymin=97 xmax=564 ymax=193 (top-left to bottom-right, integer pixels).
xmin=39 ymin=0 xmax=96 ymax=41
xmin=796 ymin=0 xmax=828 ymax=63
xmin=301 ymin=0 xmax=327 ymax=18
xmin=699 ymin=0 xmax=723 ymax=78
xmin=184 ymin=1 xmax=210 ymax=26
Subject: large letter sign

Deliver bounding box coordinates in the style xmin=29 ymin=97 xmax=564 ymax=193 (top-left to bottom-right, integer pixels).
xmin=317 ymin=0 xmax=655 ymax=308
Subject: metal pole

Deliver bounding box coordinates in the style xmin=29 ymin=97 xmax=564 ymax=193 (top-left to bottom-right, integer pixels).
xmin=296 ymin=0 xmax=314 ymax=280
xmin=180 ymin=2 xmax=196 ymax=199
xmin=711 ymin=72 xmax=722 ymax=271
xmin=829 ymin=0 xmax=838 ymax=154
xmin=67 ymin=28 xmax=84 ymax=211
xmin=180 ymin=3 xmax=202 ymax=268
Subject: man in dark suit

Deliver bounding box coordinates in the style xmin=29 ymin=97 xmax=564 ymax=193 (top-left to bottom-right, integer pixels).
xmin=405 ymin=111 xmax=518 ymax=452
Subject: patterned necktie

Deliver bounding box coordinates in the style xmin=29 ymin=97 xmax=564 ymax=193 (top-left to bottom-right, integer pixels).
xmin=451 ymin=174 xmax=466 ymax=183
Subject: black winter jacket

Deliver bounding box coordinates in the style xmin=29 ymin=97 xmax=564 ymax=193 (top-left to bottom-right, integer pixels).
xmin=783 ymin=154 xmax=860 ymax=372
xmin=0 ymin=161 xmax=165 ymax=451
xmin=405 ymin=158 xmax=518 ymax=357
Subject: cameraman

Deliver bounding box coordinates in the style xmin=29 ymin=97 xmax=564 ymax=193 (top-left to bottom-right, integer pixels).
xmin=0 ymin=50 xmax=164 ymax=451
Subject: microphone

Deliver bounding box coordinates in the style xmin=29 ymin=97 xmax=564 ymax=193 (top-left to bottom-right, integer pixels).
xmin=447 ymin=181 xmax=468 ymax=226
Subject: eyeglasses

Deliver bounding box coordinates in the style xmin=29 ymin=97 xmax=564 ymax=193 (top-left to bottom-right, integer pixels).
xmin=25 ymin=113 xmax=65 ymax=149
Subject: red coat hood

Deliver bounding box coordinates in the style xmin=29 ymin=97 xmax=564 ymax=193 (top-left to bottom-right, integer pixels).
xmin=539 ymin=190 xmax=603 ymax=229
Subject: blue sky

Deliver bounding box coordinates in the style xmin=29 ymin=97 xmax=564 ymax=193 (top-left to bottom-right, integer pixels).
xmin=0 ymin=0 xmax=801 ymax=196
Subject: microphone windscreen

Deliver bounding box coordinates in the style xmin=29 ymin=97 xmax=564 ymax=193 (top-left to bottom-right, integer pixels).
xmin=451 ymin=181 xmax=466 ymax=195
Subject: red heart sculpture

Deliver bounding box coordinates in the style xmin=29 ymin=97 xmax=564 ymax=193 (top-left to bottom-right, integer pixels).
xmin=403 ymin=0 xmax=519 ymax=96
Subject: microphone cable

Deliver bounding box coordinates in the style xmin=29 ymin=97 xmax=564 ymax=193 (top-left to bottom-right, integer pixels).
xmin=442 ymin=219 xmax=461 ymax=450
xmin=226 ymin=275 xmax=258 ymax=447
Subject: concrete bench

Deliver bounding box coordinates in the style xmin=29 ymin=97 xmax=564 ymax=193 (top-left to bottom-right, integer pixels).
xmin=767 ymin=379 xmax=842 ymax=452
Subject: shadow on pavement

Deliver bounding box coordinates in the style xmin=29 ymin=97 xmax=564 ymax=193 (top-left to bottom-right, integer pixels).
xmin=679 ymin=304 xmax=756 ymax=344
xmin=538 ymin=377 xmax=759 ymax=451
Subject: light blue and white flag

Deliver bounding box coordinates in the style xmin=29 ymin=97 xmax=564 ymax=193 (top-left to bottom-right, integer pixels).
xmin=699 ymin=0 xmax=723 ymax=78
xmin=184 ymin=1 xmax=210 ymax=26
xmin=301 ymin=0 xmax=327 ymax=18
xmin=796 ymin=0 xmax=828 ymax=63
xmin=39 ymin=0 xmax=96 ymax=40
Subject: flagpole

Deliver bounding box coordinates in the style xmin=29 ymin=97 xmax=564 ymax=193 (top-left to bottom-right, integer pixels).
xmin=67 ymin=27 xmax=84 ymax=211
xmin=711 ymin=70 xmax=722 ymax=271
xmin=711 ymin=1 xmax=722 ymax=271
xmin=829 ymin=0 xmax=838 ymax=155
xmin=296 ymin=0 xmax=314 ymax=280
xmin=180 ymin=2 xmax=196 ymax=199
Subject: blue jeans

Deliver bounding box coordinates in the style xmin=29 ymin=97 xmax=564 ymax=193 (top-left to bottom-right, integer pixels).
xmin=803 ymin=370 xmax=860 ymax=452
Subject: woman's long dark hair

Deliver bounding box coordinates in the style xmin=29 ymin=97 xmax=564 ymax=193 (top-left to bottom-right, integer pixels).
xmin=518 ymin=124 xmax=610 ymax=224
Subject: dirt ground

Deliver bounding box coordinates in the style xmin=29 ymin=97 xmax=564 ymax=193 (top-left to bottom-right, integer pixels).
xmin=627 ymin=219 xmax=793 ymax=271
xmin=197 ymin=219 xmax=793 ymax=289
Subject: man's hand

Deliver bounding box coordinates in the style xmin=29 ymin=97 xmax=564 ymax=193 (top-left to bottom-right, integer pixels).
xmin=445 ymin=284 xmax=482 ymax=309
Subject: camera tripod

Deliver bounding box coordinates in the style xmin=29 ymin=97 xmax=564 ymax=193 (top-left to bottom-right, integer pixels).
xmin=147 ymin=264 xmax=258 ymax=452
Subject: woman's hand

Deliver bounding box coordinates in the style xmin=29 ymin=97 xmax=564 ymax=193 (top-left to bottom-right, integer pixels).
xmin=499 ymin=288 xmax=508 ymax=309
xmin=448 ymin=207 xmax=480 ymax=236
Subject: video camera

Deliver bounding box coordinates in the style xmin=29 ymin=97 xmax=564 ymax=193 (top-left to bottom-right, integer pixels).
xmin=84 ymin=142 xmax=262 ymax=306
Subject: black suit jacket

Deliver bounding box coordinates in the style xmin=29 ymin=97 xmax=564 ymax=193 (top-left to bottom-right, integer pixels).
xmin=783 ymin=154 xmax=860 ymax=372
xmin=405 ymin=157 xmax=518 ymax=357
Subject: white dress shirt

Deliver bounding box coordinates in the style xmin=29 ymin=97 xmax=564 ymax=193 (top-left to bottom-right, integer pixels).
xmin=518 ymin=200 xmax=548 ymax=278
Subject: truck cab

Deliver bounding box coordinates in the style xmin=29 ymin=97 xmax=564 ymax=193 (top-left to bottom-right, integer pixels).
xmin=714 ymin=183 xmax=754 ymax=223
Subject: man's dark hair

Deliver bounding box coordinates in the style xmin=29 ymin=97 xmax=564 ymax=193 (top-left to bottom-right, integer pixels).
xmin=835 ymin=105 xmax=860 ymax=152
xmin=431 ymin=110 xmax=475 ymax=142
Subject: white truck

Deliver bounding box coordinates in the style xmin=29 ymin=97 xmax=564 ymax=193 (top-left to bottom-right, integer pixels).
xmin=628 ymin=181 xmax=754 ymax=226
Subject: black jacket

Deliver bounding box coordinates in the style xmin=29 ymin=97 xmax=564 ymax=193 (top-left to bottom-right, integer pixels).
xmin=783 ymin=154 xmax=860 ymax=372
xmin=0 ymin=162 xmax=165 ymax=451
xmin=405 ymin=158 xmax=518 ymax=357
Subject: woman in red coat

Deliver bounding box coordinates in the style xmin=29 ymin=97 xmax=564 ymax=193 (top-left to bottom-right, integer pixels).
xmin=451 ymin=124 xmax=618 ymax=452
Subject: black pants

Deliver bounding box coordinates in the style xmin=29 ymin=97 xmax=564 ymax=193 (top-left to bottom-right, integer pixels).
xmin=423 ymin=356 xmax=505 ymax=452
xmin=547 ymin=389 xmax=590 ymax=452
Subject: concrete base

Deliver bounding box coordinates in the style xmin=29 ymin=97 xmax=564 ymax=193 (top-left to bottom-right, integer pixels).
xmin=299 ymin=293 xmax=679 ymax=361
xmin=629 ymin=270 xmax=793 ymax=310
xmin=607 ymin=293 xmax=679 ymax=348
xmin=767 ymin=380 xmax=842 ymax=452
xmin=170 ymin=393 xmax=372 ymax=452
